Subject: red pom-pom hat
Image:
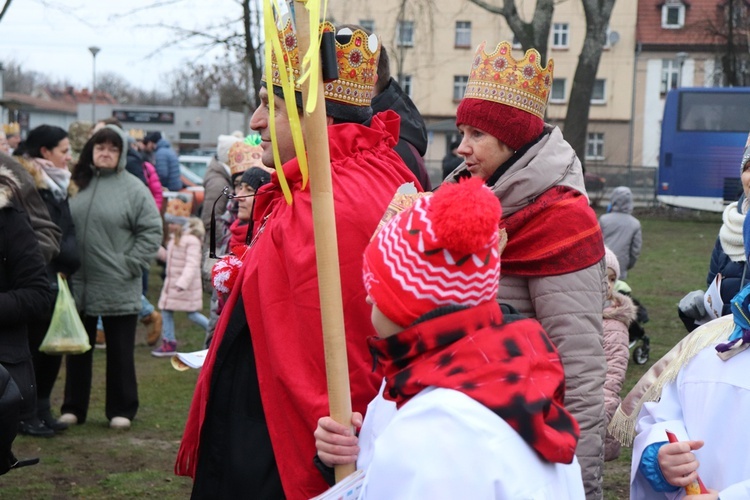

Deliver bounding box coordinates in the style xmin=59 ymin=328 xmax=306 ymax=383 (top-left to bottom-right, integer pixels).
xmin=363 ymin=178 xmax=503 ymax=328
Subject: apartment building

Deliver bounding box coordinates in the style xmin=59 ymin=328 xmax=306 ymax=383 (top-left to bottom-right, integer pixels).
xmin=328 ymin=0 xmax=638 ymax=181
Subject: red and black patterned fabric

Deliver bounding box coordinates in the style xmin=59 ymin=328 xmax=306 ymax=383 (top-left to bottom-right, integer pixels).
xmin=368 ymin=300 xmax=580 ymax=464
xmin=501 ymin=185 xmax=604 ymax=277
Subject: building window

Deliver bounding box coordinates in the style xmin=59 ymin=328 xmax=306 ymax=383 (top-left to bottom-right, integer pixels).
xmin=455 ymin=21 xmax=471 ymax=48
xmin=552 ymin=23 xmax=569 ymax=48
xmin=586 ymin=132 xmax=605 ymax=160
xmin=662 ymin=2 xmax=686 ymax=29
xmin=400 ymin=75 xmax=413 ymax=98
xmin=453 ymin=75 xmax=468 ymax=101
xmin=359 ymin=19 xmax=375 ymax=33
xmin=397 ymin=20 xmax=415 ymax=47
xmin=550 ymin=78 xmax=566 ymax=103
xmin=591 ymin=79 xmax=606 ymax=103
xmin=661 ymin=59 xmax=680 ymax=94
xmin=179 ymin=132 xmax=200 ymax=140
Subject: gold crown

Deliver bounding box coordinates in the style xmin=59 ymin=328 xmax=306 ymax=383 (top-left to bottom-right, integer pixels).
xmin=228 ymin=141 xmax=263 ymax=176
xmin=265 ymin=20 xmax=380 ymax=107
xmin=464 ymin=41 xmax=554 ymax=120
xmin=3 ymin=122 xmax=20 ymax=135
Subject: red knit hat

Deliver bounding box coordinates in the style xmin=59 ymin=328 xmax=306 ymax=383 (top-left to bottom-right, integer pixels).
xmin=455 ymin=41 xmax=553 ymax=151
xmin=363 ymin=177 xmax=502 ymax=328
xmin=456 ymin=99 xmax=544 ymax=151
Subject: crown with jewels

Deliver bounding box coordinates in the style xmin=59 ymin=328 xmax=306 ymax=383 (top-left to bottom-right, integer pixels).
xmin=265 ymin=20 xmax=380 ymax=108
xmin=464 ymin=41 xmax=554 ymax=120
xmin=3 ymin=122 xmax=20 ymax=135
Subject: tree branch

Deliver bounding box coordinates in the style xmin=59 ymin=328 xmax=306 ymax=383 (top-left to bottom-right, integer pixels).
xmin=0 ymin=0 xmax=13 ymax=23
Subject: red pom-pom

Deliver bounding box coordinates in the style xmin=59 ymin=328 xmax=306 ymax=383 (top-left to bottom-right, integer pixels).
xmin=430 ymin=177 xmax=502 ymax=255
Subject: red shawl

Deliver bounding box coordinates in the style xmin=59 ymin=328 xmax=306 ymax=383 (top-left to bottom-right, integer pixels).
xmin=176 ymin=111 xmax=420 ymax=499
xmin=369 ymin=301 xmax=580 ymax=464
xmin=500 ymin=185 xmax=604 ymax=276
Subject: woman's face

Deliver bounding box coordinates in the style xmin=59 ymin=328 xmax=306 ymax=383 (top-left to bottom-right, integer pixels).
xmin=742 ymin=161 xmax=750 ymax=198
xmin=93 ymin=142 xmax=121 ymax=169
xmin=456 ymin=124 xmax=514 ymax=181
xmin=41 ymin=137 xmax=72 ymax=169
xmin=236 ymin=183 xmax=256 ymax=221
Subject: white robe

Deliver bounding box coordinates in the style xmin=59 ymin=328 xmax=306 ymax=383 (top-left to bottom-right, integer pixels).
xmin=357 ymin=383 xmax=585 ymax=499
xmin=631 ymin=345 xmax=750 ymax=499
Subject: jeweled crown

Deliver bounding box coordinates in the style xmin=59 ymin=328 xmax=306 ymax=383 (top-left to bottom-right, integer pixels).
xmin=3 ymin=122 xmax=20 ymax=135
xmin=464 ymin=41 xmax=554 ymax=120
xmin=265 ymin=20 xmax=381 ymax=108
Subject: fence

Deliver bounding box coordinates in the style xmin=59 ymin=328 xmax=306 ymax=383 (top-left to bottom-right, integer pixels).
xmin=426 ymin=160 xmax=659 ymax=208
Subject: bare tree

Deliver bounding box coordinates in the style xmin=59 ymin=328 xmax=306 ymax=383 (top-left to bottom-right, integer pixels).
xmin=0 ymin=0 xmax=12 ymax=23
xmin=467 ymin=0 xmax=616 ymax=170
xmin=2 ymin=60 xmax=50 ymax=93
xmin=698 ymin=0 xmax=750 ymax=86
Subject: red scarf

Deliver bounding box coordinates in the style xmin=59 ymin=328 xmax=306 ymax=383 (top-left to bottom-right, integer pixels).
xmin=501 ymin=185 xmax=604 ymax=276
xmin=227 ymin=219 xmax=249 ymax=252
xmin=369 ymin=300 xmax=580 ymax=464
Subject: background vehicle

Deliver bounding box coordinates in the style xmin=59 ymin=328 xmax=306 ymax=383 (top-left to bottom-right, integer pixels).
xmin=179 ymin=165 xmax=205 ymax=216
xmin=179 ymin=155 xmax=212 ymax=179
xmin=657 ymin=87 xmax=750 ymax=212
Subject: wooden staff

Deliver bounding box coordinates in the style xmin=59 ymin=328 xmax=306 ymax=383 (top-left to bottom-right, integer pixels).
xmin=294 ymin=4 xmax=356 ymax=482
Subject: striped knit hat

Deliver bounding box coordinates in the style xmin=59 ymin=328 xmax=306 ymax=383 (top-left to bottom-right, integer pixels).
xmin=363 ymin=177 xmax=502 ymax=328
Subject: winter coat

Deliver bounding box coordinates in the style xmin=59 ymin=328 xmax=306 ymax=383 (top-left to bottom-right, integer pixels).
xmin=0 ymin=167 xmax=53 ymax=363
xmin=603 ymin=292 xmax=636 ymax=462
xmin=599 ymin=186 xmax=642 ymax=280
xmin=158 ymin=229 xmax=204 ymax=312
xmin=200 ymin=157 xmax=231 ymax=257
xmin=125 ymin=147 xmax=147 ymax=184
xmin=708 ymin=198 xmax=749 ymax=316
xmin=0 ymin=152 xmax=61 ymax=263
xmin=17 ymin=156 xmax=80 ymax=282
xmin=69 ymin=127 xmax=163 ymax=316
xmin=143 ymin=161 xmax=163 ymax=211
xmin=448 ymin=124 xmax=607 ymax=500
xmin=152 ymin=138 xmax=182 ymax=191
xmin=371 ymin=78 xmax=431 ymax=190
xmin=0 ymin=363 xmax=21 ymax=476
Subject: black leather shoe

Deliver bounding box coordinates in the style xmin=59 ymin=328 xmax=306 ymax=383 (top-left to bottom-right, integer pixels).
xmin=18 ymin=419 xmax=55 ymax=438
xmin=38 ymin=410 xmax=68 ymax=432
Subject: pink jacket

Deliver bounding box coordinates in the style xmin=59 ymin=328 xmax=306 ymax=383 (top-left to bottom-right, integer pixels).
xmin=143 ymin=161 xmax=164 ymax=211
xmin=603 ymin=291 xmax=636 ymax=461
xmin=158 ymin=231 xmax=204 ymax=312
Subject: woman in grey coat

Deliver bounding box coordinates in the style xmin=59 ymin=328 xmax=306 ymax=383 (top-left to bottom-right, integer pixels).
xmin=61 ymin=126 xmax=162 ymax=430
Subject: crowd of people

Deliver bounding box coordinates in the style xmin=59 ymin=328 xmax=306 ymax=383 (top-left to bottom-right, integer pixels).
xmin=4 ymin=17 xmax=750 ymax=500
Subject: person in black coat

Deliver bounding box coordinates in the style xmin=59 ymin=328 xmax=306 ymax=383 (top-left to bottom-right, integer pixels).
xmin=0 ymin=166 xmax=54 ymax=441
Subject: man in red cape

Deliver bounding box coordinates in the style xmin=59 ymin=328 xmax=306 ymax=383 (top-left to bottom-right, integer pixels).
xmin=175 ymin=24 xmax=420 ymax=499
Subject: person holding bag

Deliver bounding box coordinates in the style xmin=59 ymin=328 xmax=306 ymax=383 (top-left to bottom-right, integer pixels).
xmin=13 ymin=124 xmax=81 ymax=437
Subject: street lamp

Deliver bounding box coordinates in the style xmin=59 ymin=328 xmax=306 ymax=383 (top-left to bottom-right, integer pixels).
xmin=88 ymin=46 xmax=101 ymax=123
xmin=675 ymin=52 xmax=689 ymax=88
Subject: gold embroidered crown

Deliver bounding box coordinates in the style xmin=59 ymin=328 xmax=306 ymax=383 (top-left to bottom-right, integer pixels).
xmin=265 ymin=20 xmax=381 ymax=107
xmin=3 ymin=122 xmax=20 ymax=135
xmin=464 ymin=41 xmax=554 ymax=120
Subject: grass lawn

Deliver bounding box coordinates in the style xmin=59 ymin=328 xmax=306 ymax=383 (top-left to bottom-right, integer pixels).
xmin=2 ymin=209 xmax=724 ymax=499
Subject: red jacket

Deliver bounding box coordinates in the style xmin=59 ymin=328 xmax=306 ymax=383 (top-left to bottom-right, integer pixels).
xmin=177 ymin=110 xmax=420 ymax=499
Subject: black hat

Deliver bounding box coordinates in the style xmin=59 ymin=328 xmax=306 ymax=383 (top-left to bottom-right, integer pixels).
xmin=144 ymin=132 xmax=162 ymax=144
xmin=241 ymin=167 xmax=272 ymax=191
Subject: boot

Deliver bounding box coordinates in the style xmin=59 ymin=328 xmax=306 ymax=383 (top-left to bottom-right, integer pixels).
xmin=142 ymin=311 xmax=162 ymax=346
xmin=18 ymin=417 xmax=55 ymax=438
xmin=37 ymin=398 xmax=68 ymax=432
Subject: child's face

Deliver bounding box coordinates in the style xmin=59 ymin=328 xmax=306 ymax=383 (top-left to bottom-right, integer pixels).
xmin=606 ymin=268 xmax=617 ymax=298
xmin=168 ymin=222 xmax=183 ymax=233
xmin=366 ymin=296 xmax=403 ymax=339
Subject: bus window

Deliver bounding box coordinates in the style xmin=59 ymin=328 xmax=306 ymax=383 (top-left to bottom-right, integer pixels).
xmin=679 ymin=92 xmax=750 ymax=132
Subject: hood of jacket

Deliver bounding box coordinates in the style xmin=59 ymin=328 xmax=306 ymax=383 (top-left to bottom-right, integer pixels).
xmin=609 ymin=186 xmax=633 ymax=214
xmin=0 ymin=166 xmax=18 ymax=210
xmin=371 ymin=78 xmax=428 ymax=156
xmin=604 ymin=291 xmax=637 ymax=325
xmin=449 ymin=125 xmax=587 ymax=217
xmin=88 ymin=125 xmax=128 ymax=174
xmin=155 ymin=137 xmax=173 ymax=151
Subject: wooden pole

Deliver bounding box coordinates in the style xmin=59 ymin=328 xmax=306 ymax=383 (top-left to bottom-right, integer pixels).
xmin=294 ymin=5 xmax=356 ymax=482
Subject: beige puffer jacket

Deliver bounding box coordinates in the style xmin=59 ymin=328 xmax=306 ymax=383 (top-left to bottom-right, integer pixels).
xmin=158 ymin=224 xmax=206 ymax=312
xmin=449 ymin=125 xmax=608 ymax=499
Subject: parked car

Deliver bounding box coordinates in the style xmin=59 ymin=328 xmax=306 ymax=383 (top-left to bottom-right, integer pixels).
xmin=179 ymin=155 xmax=212 ymax=179
xmin=180 ymin=165 xmax=205 ymax=216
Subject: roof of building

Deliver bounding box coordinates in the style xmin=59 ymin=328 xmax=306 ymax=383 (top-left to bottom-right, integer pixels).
xmin=0 ymin=91 xmax=78 ymax=115
xmin=637 ymin=0 xmax=730 ymax=48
